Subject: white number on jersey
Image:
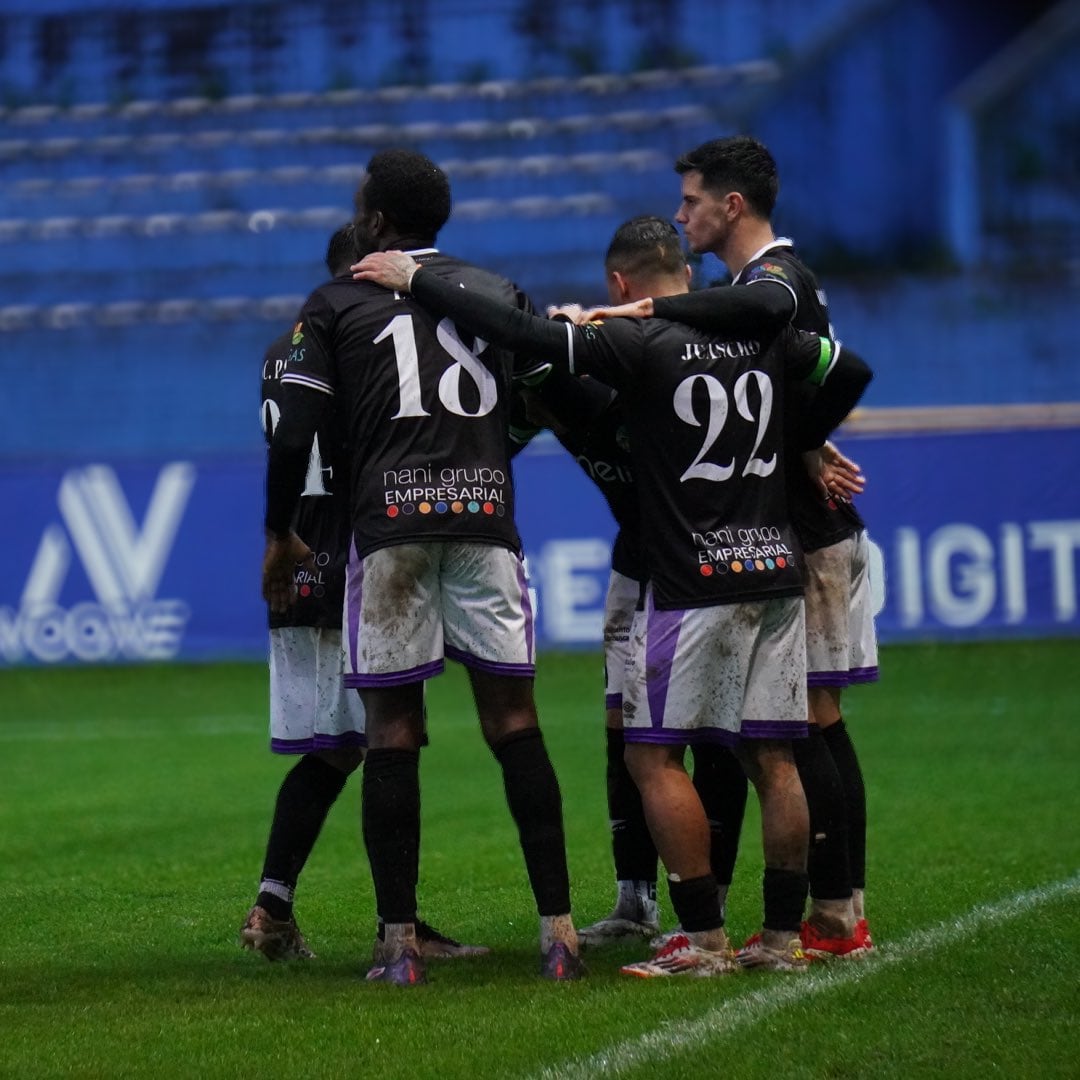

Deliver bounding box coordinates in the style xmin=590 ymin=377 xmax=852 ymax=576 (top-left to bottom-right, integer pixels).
xmin=378 ymin=314 xmax=497 ymax=419
xmin=673 ymin=369 xmax=777 ymax=483
xmin=260 ymin=398 xmax=330 ymax=496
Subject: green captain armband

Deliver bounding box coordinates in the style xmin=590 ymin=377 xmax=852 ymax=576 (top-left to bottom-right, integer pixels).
xmin=809 ymin=337 xmax=836 ymax=386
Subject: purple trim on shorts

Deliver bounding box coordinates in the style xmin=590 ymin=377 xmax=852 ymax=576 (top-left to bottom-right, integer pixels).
xmin=271 ymin=731 xmax=368 ymax=755
xmin=515 ymin=554 xmax=536 ymax=663
xmin=847 ymin=665 xmax=879 ymax=684
xmin=445 ymin=643 xmax=535 ymax=678
xmin=346 ymin=537 xmax=363 ymax=675
xmin=806 ymin=671 xmax=849 ymax=689
xmin=645 ymin=595 xmax=683 ymax=729
xmin=623 ymin=727 xmax=740 ymax=748
xmin=741 ymin=720 xmax=809 ymax=739
xmin=807 ymin=665 xmax=880 ymax=688
xmin=605 ymin=693 xmax=623 ymax=710
xmin=345 ymin=659 xmax=444 ymax=688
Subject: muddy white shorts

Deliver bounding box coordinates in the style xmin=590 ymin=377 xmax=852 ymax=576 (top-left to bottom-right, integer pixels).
xmin=343 ymin=541 xmax=536 ymax=687
xmin=804 ymin=531 xmax=880 ymax=688
xmin=603 ymin=569 xmax=640 ymax=711
xmin=269 ymin=626 xmax=366 ymax=754
xmin=621 ymin=585 xmax=808 ymax=746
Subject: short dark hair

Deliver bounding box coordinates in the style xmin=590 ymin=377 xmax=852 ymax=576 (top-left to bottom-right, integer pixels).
xmin=605 ymin=215 xmax=686 ymax=279
xmin=675 ymin=136 xmax=779 ymax=219
xmin=361 ymin=148 xmax=452 ymax=244
xmin=325 ymin=223 xmax=357 ymax=276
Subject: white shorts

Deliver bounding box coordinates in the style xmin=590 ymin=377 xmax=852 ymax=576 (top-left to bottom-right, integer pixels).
xmin=269 ymin=626 xmax=366 ymax=754
xmin=804 ymin=531 xmax=880 ymax=688
xmin=603 ymin=569 xmax=640 ymax=710
xmin=343 ymin=541 xmax=536 ymax=687
xmin=622 ymin=585 xmax=808 ymax=746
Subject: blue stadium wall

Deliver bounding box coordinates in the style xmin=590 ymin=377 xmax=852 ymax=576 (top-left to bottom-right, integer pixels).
xmin=1 ymin=0 xmax=1077 ymax=663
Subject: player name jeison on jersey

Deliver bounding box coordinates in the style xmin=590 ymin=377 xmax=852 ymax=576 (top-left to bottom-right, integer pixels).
xmin=681 ymin=339 xmax=763 ymax=361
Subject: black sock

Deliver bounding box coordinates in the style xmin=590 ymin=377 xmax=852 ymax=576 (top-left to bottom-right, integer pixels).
xmin=821 ymin=719 xmax=867 ymax=890
xmin=668 ymin=874 xmax=724 ymax=933
xmin=690 ymin=743 xmax=748 ymax=887
xmin=793 ymin=726 xmax=852 ymax=901
xmin=762 ymin=867 xmax=809 ymax=934
xmin=257 ymin=754 xmax=349 ymax=920
xmin=361 ymin=748 xmax=421 ymax=926
xmin=606 ymin=728 xmax=658 ymax=884
xmin=493 ymin=727 xmax=571 ymax=917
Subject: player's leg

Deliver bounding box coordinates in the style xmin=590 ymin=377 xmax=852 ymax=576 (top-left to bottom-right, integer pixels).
xmin=242 ymin=627 xmax=365 ymax=962
xmin=730 ymin=596 xmax=811 ymax=971
xmin=444 ymin=542 xmax=581 ymax=979
xmin=734 ymin=738 xmax=811 ymax=970
xmin=580 ymin=570 xmax=659 ymax=945
xmin=804 ymin=533 xmax=878 ymax=954
xmin=359 ymin=681 xmax=426 ymax=983
xmin=690 ymin=742 xmax=748 ymax=920
xmin=617 ymin=592 xmax=738 ymax=978
xmin=346 ymin=542 xmax=443 ymax=984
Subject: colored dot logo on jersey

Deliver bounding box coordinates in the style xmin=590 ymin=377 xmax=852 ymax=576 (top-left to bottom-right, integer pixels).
xmin=419 ymin=502 xmax=432 ymax=514
xmin=451 ymin=501 xmax=464 ymax=513
xmin=744 ymin=560 xmax=755 ymax=572
xmin=482 ymin=502 xmax=495 ymax=515
xmin=468 ymin=501 xmax=480 ymax=513
xmin=291 ymin=321 xmax=304 ymax=345
xmin=755 ymin=559 xmax=765 ymax=571
xmin=731 ymin=562 xmax=743 ymax=573
xmin=435 ymin=501 xmax=448 ymax=514
xmin=299 ymin=584 xmax=311 ymax=597
xmin=699 ymin=564 xmax=713 ymax=577
xmin=776 ymin=557 xmax=787 ymax=568
xmin=386 ymin=506 xmax=399 ymax=519
xmin=715 ymin=561 xmax=729 ymax=574
xmin=313 ymin=586 xmax=325 ymax=598
xmin=496 ymin=505 xmax=506 ymax=517
xmin=402 ymin=503 xmax=416 ymax=515
xmin=766 ymin=558 xmax=775 ymax=570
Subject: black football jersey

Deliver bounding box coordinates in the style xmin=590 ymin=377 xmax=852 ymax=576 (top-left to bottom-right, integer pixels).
xmin=261 ymin=323 xmax=351 ymax=630
xmin=516 ymin=368 xmax=644 ymax=580
xmin=280 ymin=251 xmax=545 ymax=560
xmin=737 ymin=240 xmax=865 ymax=551
xmin=563 ymin=317 xmax=835 ymax=608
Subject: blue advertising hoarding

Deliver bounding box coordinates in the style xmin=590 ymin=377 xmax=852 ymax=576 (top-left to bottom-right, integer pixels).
xmin=2 ymin=425 xmax=1078 ymax=665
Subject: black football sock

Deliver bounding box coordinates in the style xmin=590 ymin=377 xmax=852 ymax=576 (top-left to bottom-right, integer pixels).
xmin=762 ymin=867 xmax=810 ymax=934
xmin=691 ymin=743 xmax=748 ymax=888
xmin=257 ymin=753 xmax=349 ymax=920
xmin=793 ymin=726 xmax=852 ymax=901
xmin=821 ymin=718 xmax=867 ymax=891
xmin=606 ymin=728 xmax=658 ymax=886
xmin=668 ymin=874 xmax=724 ymax=933
xmin=361 ymin=748 xmax=421 ymax=926
xmin=493 ymin=727 xmax=571 ymax=917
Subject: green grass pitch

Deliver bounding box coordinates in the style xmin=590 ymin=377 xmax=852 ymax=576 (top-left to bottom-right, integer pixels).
xmin=2 ymin=640 xmax=1078 ymax=1078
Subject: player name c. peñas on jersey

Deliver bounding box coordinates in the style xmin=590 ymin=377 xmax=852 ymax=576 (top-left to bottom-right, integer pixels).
xmin=261 ymin=323 xmax=351 ymax=630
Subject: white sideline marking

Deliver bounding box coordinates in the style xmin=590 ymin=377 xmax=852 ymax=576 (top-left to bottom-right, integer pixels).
xmin=531 ymin=873 xmax=1080 ymax=1080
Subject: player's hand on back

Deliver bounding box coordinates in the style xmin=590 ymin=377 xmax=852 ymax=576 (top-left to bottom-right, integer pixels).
xmin=262 ymin=531 xmax=315 ymax=614
xmin=352 ymin=251 xmax=420 ymax=291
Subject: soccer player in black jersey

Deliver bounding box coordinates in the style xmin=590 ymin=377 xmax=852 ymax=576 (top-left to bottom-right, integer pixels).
xmin=596 ymin=135 xmax=878 ymax=959
xmin=242 ymin=225 xmax=487 ymax=964
xmin=508 ymin=219 xmax=751 ymax=948
xmin=353 ymin=240 xmax=872 ymax=976
xmin=262 ymin=151 xmax=581 ymax=984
